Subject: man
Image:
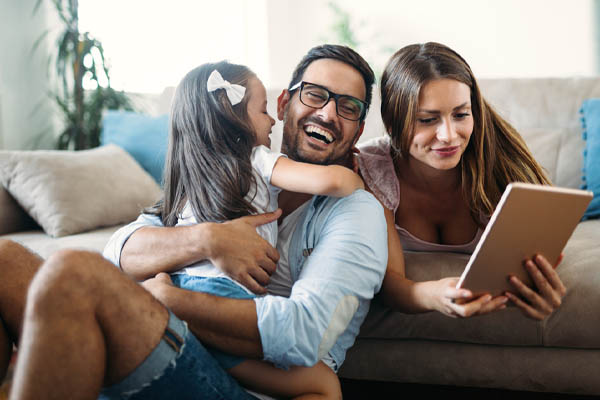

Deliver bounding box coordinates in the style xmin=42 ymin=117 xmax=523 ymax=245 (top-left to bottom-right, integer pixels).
xmin=0 ymin=44 xmax=388 ymax=399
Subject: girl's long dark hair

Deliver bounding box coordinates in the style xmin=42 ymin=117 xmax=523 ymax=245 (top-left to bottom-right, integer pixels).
xmin=146 ymin=61 xmax=258 ymax=226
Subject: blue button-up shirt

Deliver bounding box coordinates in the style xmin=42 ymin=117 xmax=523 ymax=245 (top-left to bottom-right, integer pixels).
xmin=104 ymin=189 xmax=387 ymax=370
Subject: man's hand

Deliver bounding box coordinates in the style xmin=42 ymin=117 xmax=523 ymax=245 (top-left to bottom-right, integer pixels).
xmin=206 ymin=209 xmax=281 ymax=294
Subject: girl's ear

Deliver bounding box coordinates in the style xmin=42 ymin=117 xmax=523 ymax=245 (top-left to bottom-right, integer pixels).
xmin=277 ymin=90 xmax=290 ymax=121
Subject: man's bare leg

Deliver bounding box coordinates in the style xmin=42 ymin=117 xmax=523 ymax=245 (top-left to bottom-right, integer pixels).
xmin=0 ymin=239 xmax=44 ymax=380
xmin=9 ymin=248 xmax=169 ymax=400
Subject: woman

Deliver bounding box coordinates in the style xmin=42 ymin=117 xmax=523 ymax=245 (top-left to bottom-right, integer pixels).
xmin=358 ymin=42 xmax=565 ymax=320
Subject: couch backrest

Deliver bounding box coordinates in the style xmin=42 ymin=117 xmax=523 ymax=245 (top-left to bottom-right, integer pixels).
xmin=478 ymin=78 xmax=600 ymax=188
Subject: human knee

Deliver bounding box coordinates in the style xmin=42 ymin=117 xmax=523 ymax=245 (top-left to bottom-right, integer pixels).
xmin=26 ymin=249 xmax=103 ymax=311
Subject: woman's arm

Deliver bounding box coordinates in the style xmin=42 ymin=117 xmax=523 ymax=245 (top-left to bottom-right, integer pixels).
xmin=270 ymin=157 xmax=364 ymax=197
xmin=379 ymin=207 xmax=508 ymax=317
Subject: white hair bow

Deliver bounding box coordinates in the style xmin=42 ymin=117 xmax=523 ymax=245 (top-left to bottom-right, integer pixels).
xmin=206 ymin=69 xmax=246 ymax=106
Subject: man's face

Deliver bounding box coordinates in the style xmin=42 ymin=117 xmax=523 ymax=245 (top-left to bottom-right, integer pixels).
xmin=277 ymin=59 xmax=366 ymax=165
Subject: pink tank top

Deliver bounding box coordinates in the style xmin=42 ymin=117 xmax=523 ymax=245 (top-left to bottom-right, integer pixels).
xmin=357 ymin=136 xmax=482 ymax=254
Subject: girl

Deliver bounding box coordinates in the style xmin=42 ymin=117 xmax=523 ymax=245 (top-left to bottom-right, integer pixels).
xmin=358 ymin=42 xmax=565 ymax=320
xmin=147 ymin=61 xmax=363 ymax=399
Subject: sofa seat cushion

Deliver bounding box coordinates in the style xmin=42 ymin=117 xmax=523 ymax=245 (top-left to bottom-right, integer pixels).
xmin=0 ymin=225 xmax=123 ymax=259
xmin=358 ymin=219 xmax=600 ymax=349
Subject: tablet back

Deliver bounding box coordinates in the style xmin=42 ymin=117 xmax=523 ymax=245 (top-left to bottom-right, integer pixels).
xmin=457 ymin=183 xmax=593 ymax=296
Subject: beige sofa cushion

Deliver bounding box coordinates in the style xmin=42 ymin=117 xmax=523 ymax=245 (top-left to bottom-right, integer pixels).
xmin=0 ymin=144 xmax=162 ymax=237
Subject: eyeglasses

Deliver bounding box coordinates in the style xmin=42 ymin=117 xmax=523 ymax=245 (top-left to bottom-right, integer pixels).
xmin=289 ymin=81 xmax=367 ymax=121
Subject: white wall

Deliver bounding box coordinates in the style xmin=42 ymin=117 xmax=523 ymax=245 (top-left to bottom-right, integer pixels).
xmin=0 ymin=0 xmax=57 ymax=150
xmin=264 ymin=0 xmax=596 ymax=89
xmin=0 ymin=0 xmax=597 ymax=150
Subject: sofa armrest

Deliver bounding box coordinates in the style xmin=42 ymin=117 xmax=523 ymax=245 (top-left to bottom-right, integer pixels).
xmin=0 ymin=186 xmax=38 ymax=235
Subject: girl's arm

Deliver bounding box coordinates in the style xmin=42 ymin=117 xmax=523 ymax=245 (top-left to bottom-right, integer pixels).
xmin=270 ymin=157 xmax=364 ymax=197
xmin=379 ymin=207 xmax=508 ymax=317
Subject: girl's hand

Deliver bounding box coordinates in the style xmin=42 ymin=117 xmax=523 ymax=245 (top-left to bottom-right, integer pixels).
xmin=424 ymin=278 xmax=508 ymax=318
xmin=505 ymin=253 xmax=566 ymax=320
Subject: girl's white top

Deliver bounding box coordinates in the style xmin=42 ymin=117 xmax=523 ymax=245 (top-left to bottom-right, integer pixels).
xmin=174 ymin=145 xmax=285 ymax=294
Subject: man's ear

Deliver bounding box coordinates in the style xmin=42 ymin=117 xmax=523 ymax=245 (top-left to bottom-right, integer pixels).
xmin=277 ymin=90 xmax=290 ymax=121
xmin=353 ymin=120 xmax=366 ymax=146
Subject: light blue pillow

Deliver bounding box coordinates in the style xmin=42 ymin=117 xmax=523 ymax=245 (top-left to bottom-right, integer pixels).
xmin=580 ymin=99 xmax=600 ymax=220
xmin=101 ymin=110 xmax=169 ymax=184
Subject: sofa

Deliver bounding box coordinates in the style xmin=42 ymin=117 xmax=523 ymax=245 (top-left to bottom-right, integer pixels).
xmin=1 ymin=77 xmax=599 ymax=396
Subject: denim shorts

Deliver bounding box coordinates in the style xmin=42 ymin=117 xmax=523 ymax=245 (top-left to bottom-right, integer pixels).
xmin=170 ymin=275 xmax=257 ymax=370
xmin=98 ymin=310 xmax=257 ymax=400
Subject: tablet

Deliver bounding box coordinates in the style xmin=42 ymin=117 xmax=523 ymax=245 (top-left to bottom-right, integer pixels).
xmin=456 ymin=182 xmax=593 ymax=296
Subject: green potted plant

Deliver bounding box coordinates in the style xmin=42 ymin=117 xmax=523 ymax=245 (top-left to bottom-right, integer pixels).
xmin=34 ymin=0 xmax=133 ymax=150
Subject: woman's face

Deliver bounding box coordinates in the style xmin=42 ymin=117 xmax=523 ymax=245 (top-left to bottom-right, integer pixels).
xmin=246 ymin=76 xmax=276 ymax=147
xmin=408 ymin=78 xmax=474 ymax=171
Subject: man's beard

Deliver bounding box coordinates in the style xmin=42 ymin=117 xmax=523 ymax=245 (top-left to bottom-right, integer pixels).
xmin=281 ymin=115 xmax=357 ymax=167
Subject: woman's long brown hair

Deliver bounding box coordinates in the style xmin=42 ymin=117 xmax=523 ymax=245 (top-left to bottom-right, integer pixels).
xmin=380 ymin=42 xmax=550 ymax=224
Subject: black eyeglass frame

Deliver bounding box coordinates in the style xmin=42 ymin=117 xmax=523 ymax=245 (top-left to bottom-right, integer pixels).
xmin=288 ymin=81 xmax=368 ymax=121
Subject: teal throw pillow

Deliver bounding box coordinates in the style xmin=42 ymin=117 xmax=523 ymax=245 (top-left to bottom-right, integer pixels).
xmin=580 ymin=99 xmax=600 ymax=219
xmin=101 ymin=110 xmax=168 ymax=184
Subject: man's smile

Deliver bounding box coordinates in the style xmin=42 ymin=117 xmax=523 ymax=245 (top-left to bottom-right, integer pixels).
xmin=304 ymin=124 xmax=335 ymax=145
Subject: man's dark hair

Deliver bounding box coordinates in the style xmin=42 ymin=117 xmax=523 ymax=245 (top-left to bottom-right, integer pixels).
xmin=288 ymin=44 xmax=375 ymax=118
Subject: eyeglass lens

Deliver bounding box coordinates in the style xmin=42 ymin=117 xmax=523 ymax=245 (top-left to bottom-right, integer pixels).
xmin=300 ymin=83 xmax=364 ymax=121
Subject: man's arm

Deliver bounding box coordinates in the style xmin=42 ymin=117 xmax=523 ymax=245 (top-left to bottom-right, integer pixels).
xmin=144 ymin=190 xmax=388 ymax=367
xmin=143 ymin=274 xmax=263 ymax=357
xmin=103 ymin=211 xmax=281 ymax=293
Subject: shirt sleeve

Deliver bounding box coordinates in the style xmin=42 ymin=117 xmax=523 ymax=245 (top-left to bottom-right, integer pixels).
xmin=254 ymin=190 xmax=388 ymax=368
xmin=251 ymin=145 xmax=286 ymax=186
xmin=102 ymin=213 xmax=164 ymax=268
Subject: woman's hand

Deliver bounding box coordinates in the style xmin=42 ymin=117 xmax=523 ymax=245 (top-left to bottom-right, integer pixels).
xmin=505 ymin=253 xmax=566 ymax=320
xmin=422 ymin=278 xmax=508 ymax=318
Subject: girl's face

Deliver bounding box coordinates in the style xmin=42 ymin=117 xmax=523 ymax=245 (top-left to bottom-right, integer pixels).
xmin=409 ymin=78 xmax=474 ymax=171
xmin=246 ymin=76 xmax=276 ymax=147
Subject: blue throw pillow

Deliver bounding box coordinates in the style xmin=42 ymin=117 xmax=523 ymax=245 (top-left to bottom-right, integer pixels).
xmin=101 ymin=110 xmax=168 ymax=184
xmin=580 ymin=99 xmax=600 ymax=219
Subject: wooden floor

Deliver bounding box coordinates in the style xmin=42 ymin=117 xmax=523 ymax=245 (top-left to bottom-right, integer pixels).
xmin=340 ymin=378 xmax=598 ymax=400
